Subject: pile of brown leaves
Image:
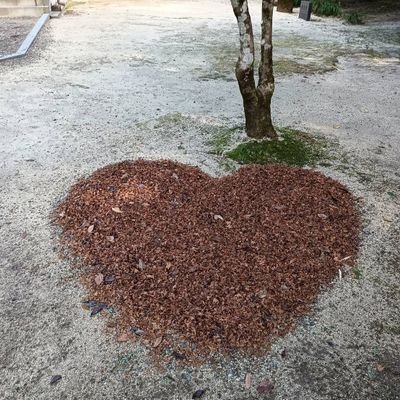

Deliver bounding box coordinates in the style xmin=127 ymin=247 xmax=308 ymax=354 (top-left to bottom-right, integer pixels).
xmin=55 ymin=160 xmax=359 ymax=360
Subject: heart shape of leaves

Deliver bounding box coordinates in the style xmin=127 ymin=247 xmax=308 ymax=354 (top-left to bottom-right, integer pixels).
xmin=55 ymin=160 xmax=359 ymax=358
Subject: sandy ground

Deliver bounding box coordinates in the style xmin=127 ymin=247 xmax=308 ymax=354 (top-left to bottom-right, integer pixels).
xmin=0 ymin=17 xmax=37 ymax=57
xmin=0 ymin=1 xmax=399 ymax=399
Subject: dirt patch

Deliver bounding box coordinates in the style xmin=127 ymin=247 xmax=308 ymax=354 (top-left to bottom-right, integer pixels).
xmin=55 ymin=160 xmax=359 ymax=362
xmin=342 ymin=0 xmax=400 ymax=22
xmin=0 ymin=17 xmax=37 ymax=57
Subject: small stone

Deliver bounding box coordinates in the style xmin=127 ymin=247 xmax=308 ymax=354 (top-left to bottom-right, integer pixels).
xmin=94 ymin=273 xmax=104 ymax=285
xmin=50 ymin=375 xmax=62 ymax=385
xmin=130 ymin=326 xmax=145 ymax=336
xmin=257 ymin=379 xmax=274 ymax=394
xmin=192 ymin=388 xmax=208 ymax=399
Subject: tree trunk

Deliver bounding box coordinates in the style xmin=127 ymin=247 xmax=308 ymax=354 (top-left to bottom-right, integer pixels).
xmin=277 ymin=0 xmax=294 ymax=13
xmin=257 ymin=0 xmax=277 ymax=139
xmin=231 ymin=0 xmax=277 ymax=139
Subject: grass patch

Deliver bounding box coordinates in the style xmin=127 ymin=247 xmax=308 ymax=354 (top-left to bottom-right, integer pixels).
xmin=313 ymin=0 xmax=342 ymax=16
xmin=346 ymin=11 xmax=364 ymax=24
xmin=218 ymin=159 xmax=238 ymax=172
xmin=225 ymin=128 xmax=327 ymax=167
xmin=154 ymin=112 xmax=187 ymax=127
xmin=371 ymin=321 xmax=400 ymax=336
xmin=111 ymin=352 xmax=136 ymax=371
xmin=274 ymin=57 xmax=339 ymax=75
xmin=199 ymin=35 xmax=347 ymax=81
xmin=207 ymin=126 xmax=242 ymax=155
xmin=353 ymin=268 xmax=363 ymax=280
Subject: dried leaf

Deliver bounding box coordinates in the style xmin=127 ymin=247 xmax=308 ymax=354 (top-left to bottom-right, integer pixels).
xmin=94 ymin=273 xmax=104 ymax=286
xmin=153 ymin=336 xmax=163 ymax=348
xmin=171 ymin=351 xmax=185 ymax=360
xmin=112 ymin=207 xmax=123 ymax=214
xmin=117 ymin=333 xmax=129 ymax=342
xmin=104 ymin=275 xmax=115 ymax=285
xmin=130 ymin=326 xmax=145 ymax=336
xmin=138 ymin=259 xmax=145 ymax=270
xmin=166 ymin=375 xmax=176 ymax=382
xmin=245 ymin=373 xmax=252 ymax=389
xmin=257 ymin=290 xmax=267 ymax=299
xmin=106 ymin=235 xmax=115 ymax=243
xmin=50 ymin=375 xmax=62 ymax=385
xmin=55 ymin=161 xmax=360 ymax=361
xmin=90 ymin=303 xmax=107 ymax=316
xmin=376 ymin=363 xmax=385 ymax=372
xmin=192 ymin=388 xmax=208 ymax=399
xmin=82 ymin=300 xmax=97 ymax=309
xmin=87 ymin=225 xmax=94 ymax=233
xmin=256 ymin=379 xmax=274 ymax=394
xmin=318 ymin=213 xmax=328 ymax=219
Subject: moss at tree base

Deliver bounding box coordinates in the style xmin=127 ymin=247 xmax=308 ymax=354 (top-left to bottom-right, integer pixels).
xmin=225 ymin=128 xmax=328 ymax=167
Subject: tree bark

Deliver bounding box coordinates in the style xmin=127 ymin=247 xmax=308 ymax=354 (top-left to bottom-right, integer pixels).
xmin=257 ymin=0 xmax=277 ymax=138
xmin=277 ymin=0 xmax=294 ymax=13
xmin=231 ymin=0 xmax=277 ymax=139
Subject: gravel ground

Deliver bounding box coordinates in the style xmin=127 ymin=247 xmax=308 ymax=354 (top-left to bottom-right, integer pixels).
xmin=0 ymin=1 xmax=399 ymax=399
xmin=0 ymin=17 xmax=37 ymax=57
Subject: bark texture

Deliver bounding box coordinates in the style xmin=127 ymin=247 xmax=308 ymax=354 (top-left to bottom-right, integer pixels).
xmin=231 ymin=0 xmax=277 ymax=139
xmin=277 ymin=0 xmax=294 ymax=13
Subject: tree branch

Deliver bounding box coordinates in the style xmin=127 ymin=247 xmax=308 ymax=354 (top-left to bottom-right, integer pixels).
xmin=230 ymin=0 xmax=257 ymax=94
xmin=258 ymin=0 xmax=275 ymax=97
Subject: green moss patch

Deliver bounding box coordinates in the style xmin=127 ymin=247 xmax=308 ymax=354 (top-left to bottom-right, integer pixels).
xmin=207 ymin=126 xmax=242 ymax=155
xmin=225 ymin=128 xmax=327 ymax=167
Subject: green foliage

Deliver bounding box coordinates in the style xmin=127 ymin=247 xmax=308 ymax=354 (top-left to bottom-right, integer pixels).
xmin=313 ymin=0 xmax=342 ymax=17
xmin=293 ymin=0 xmax=301 ymax=6
xmin=218 ymin=159 xmax=238 ymax=172
xmin=352 ymin=268 xmax=362 ymax=280
xmin=225 ymin=128 xmax=327 ymax=167
xmin=207 ymin=126 xmax=241 ymax=155
xmin=346 ymin=11 xmax=364 ymax=25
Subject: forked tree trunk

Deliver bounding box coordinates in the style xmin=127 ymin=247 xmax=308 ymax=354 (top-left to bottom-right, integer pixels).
xmin=277 ymin=0 xmax=294 ymax=13
xmin=231 ymin=0 xmax=277 ymax=139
